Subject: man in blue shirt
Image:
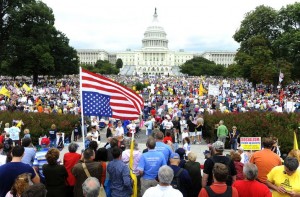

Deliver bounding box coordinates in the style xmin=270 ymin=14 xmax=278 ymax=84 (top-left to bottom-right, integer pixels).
xmin=0 ymin=146 xmax=40 ymax=197
xmin=155 ymin=131 xmax=173 ymax=163
xmin=169 ymin=153 xmax=192 ymax=197
xmin=107 ymin=147 xmax=132 ymax=197
xmin=21 ymin=138 xmax=36 ymax=166
xmin=138 ymin=137 xmax=166 ymax=196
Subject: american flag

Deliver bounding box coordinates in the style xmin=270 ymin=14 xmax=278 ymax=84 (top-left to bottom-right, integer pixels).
xmin=80 ymin=68 xmax=144 ymax=120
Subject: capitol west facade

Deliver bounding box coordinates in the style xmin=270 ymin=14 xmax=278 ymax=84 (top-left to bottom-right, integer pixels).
xmin=77 ymin=9 xmax=236 ymax=76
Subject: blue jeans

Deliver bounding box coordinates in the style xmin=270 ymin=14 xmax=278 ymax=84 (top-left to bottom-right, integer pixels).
xmin=147 ymin=129 xmax=152 ymax=136
xmin=173 ymin=142 xmax=179 ymax=152
xmin=50 ymin=138 xmax=56 ymax=148
xmin=231 ymin=138 xmax=238 ymax=151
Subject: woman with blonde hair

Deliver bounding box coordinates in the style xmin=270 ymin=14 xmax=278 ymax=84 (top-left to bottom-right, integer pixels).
xmin=6 ymin=173 xmax=33 ymax=197
xmin=48 ymin=124 xmax=57 ymax=148
xmin=4 ymin=123 xmax=10 ymax=133
xmin=184 ymin=152 xmax=202 ymax=197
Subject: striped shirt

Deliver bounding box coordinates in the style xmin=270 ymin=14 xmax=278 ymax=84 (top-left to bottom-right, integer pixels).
xmin=33 ymin=148 xmax=49 ymax=179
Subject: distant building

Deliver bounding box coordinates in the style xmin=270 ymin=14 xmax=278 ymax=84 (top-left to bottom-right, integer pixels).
xmin=200 ymin=51 xmax=236 ymax=67
xmin=77 ymin=9 xmax=236 ymax=75
xmin=77 ymin=49 xmax=109 ymax=65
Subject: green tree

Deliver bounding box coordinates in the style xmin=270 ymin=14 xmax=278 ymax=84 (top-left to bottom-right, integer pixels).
xmin=82 ymin=60 xmax=119 ymax=74
xmin=6 ymin=1 xmax=56 ymax=84
xmin=0 ymin=0 xmax=78 ymax=84
xmin=116 ymin=58 xmax=123 ymax=69
xmin=233 ymin=3 xmax=299 ymax=85
xmin=180 ymin=57 xmax=224 ymax=76
xmin=275 ymin=3 xmax=300 ymax=80
xmin=51 ymin=30 xmax=79 ymax=76
xmin=223 ymin=64 xmax=243 ymax=78
xmin=0 ymin=0 xmax=34 ymax=66
xmin=135 ymin=82 xmax=147 ymax=91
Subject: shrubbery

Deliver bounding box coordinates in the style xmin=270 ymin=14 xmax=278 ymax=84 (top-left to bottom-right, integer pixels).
xmin=0 ymin=112 xmax=79 ymax=145
xmin=203 ymin=111 xmax=300 ymax=154
xmin=0 ymin=111 xmax=299 ymax=154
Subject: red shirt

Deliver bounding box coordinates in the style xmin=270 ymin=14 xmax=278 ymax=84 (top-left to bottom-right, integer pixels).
xmin=234 ymin=161 xmax=244 ymax=180
xmin=163 ymin=136 xmax=173 ymax=144
xmin=63 ymin=152 xmax=81 ymax=186
xmin=150 ymin=109 xmax=156 ymax=116
xmin=232 ymin=180 xmax=271 ymax=197
xmin=0 ymin=135 xmax=4 ymax=143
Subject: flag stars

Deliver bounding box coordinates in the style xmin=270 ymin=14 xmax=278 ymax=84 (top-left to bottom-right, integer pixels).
xmin=82 ymin=91 xmax=113 ymax=117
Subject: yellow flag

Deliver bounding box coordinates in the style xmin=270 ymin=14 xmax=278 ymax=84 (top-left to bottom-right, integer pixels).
xmin=22 ymin=84 xmax=32 ymax=92
xmin=16 ymin=120 xmax=23 ymax=128
xmin=199 ymin=83 xmax=207 ymax=96
xmin=0 ymin=86 xmax=10 ymax=98
xmin=294 ymin=132 xmax=298 ymax=150
xmin=14 ymin=83 xmax=19 ymax=89
xmin=130 ymin=135 xmax=137 ymax=197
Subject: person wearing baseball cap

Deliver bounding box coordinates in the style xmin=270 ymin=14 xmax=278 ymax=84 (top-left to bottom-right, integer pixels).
xmin=33 ymin=137 xmax=51 ymax=183
xmin=202 ymin=141 xmax=237 ymax=188
xmin=169 ymin=152 xmax=192 ymax=197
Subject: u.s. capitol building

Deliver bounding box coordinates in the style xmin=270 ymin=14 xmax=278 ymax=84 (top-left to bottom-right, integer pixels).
xmin=77 ymin=9 xmax=236 ymax=76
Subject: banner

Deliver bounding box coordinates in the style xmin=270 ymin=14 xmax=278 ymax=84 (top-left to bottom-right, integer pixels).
xmin=240 ymin=137 xmax=261 ymax=150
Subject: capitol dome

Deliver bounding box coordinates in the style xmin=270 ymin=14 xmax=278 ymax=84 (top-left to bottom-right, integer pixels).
xmin=142 ymin=8 xmax=168 ymax=50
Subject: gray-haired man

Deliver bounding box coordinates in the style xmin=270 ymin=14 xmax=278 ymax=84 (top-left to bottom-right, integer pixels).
xmin=143 ymin=165 xmax=183 ymax=197
xmin=82 ymin=177 xmax=100 ymax=197
xmin=233 ymin=163 xmax=271 ymax=197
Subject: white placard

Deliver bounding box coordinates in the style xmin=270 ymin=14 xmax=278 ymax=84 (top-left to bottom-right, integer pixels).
xmin=223 ymin=83 xmax=230 ymax=88
xmin=208 ymin=84 xmax=220 ymax=96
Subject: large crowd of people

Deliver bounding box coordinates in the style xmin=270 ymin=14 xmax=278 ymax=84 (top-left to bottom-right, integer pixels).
xmin=0 ymin=74 xmax=300 ymax=197
xmin=0 ymin=118 xmax=300 ymax=197
xmin=0 ymin=75 xmax=299 ymax=115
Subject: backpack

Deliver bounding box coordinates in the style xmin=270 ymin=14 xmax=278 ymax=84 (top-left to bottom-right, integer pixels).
xmin=171 ymin=168 xmax=184 ymax=190
xmin=210 ymin=156 xmax=233 ymax=185
xmin=3 ymin=139 xmax=12 ymax=152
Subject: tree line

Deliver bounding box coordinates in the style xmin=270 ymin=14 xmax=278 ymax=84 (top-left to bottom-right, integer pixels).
xmin=0 ymin=0 xmax=79 ymax=85
xmin=181 ymin=2 xmax=300 ymax=86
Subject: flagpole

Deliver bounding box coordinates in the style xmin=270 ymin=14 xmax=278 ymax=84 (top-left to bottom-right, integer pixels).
xmin=80 ymin=67 xmax=85 ymax=148
xmin=129 ymin=131 xmax=137 ymax=197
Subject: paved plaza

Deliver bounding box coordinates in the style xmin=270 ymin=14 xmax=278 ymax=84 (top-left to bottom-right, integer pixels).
xmin=59 ymin=127 xmax=231 ymax=165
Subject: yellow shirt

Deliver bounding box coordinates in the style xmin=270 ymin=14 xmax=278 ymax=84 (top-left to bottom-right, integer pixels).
xmin=267 ymin=165 xmax=300 ymax=197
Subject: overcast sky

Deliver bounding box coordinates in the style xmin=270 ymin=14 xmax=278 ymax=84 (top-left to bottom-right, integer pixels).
xmin=41 ymin=0 xmax=297 ymax=52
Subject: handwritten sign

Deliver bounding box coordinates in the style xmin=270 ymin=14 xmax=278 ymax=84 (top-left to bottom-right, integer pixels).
xmin=240 ymin=137 xmax=261 ymax=150
xmin=208 ymin=84 xmax=219 ymax=96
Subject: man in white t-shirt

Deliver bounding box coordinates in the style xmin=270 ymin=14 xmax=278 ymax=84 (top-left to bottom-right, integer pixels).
xmin=164 ymin=118 xmax=173 ymax=131
xmin=115 ymin=121 xmax=124 ymax=137
xmin=143 ymin=165 xmax=183 ymax=197
xmin=9 ymin=123 xmax=21 ymax=146
xmin=126 ymin=120 xmax=136 ymax=137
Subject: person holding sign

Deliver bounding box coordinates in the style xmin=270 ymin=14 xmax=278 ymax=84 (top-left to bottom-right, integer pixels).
xmin=229 ymin=126 xmax=240 ymax=151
